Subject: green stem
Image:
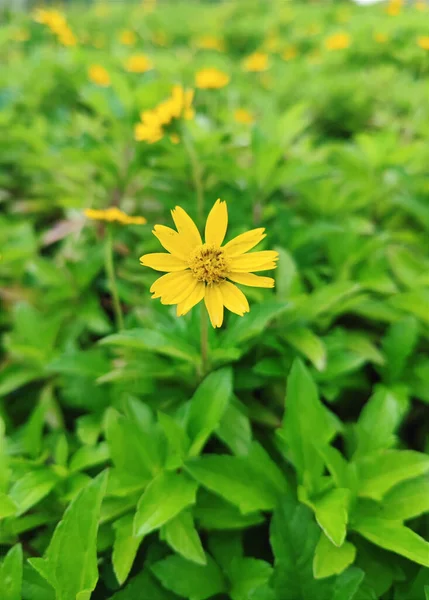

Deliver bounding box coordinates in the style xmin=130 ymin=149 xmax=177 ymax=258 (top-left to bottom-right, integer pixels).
xmin=200 ymin=303 xmax=209 ymax=377
xmin=105 ymin=226 xmax=124 ymax=331
xmin=183 ymin=131 xmax=205 ymax=227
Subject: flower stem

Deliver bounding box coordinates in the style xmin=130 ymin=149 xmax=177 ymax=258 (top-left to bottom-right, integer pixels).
xmin=105 ymin=226 xmax=124 ymax=331
xmin=200 ymin=303 xmax=209 ymax=377
xmin=183 ymin=131 xmax=205 ymax=227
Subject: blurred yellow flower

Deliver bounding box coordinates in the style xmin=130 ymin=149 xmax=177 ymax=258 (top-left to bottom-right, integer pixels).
xmin=125 ymin=54 xmax=153 ymax=73
xmin=282 ymin=46 xmax=298 ymax=61
xmin=234 ymin=108 xmax=255 ymax=125
xmin=170 ymin=133 xmax=180 ymax=144
xmin=325 ymin=33 xmax=351 ymax=51
xmin=195 ymin=67 xmax=230 ymax=89
xmin=33 ymin=8 xmax=66 ymax=29
xmin=142 ymin=0 xmax=157 ymax=12
xmin=386 ymin=0 xmax=402 ymax=16
xmin=415 ymin=1 xmax=426 ymax=10
xmin=12 ymin=28 xmax=30 ymax=42
xmin=374 ymin=32 xmax=389 ymax=44
xmin=242 ymin=52 xmax=269 ymax=72
xmin=119 ymin=30 xmax=137 ymax=46
xmin=264 ymin=32 xmax=281 ymax=52
xmin=140 ymin=199 xmax=278 ymax=327
xmin=88 ymin=65 xmax=111 ymax=87
xmin=417 ymin=36 xmax=429 ymax=50
xmin=135 ymin=120 xmax=164 ymax=144
xmin=85 ymin=207 xmax=147 ymax=225
xmin=152 ymin=30 xmax=168 ymax=46
xmin=195 ymin=35 xmax=225 ymax=51
xmin=58 ymin=28 xmax=78 ymax=47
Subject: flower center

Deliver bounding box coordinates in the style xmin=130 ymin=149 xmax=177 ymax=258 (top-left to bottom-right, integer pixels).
xmin=188 ymin=244 xmax=229 ymax=284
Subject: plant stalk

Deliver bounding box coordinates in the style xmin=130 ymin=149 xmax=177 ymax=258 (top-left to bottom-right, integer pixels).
xmin=105 ymin=226 xmax=124 ymax=331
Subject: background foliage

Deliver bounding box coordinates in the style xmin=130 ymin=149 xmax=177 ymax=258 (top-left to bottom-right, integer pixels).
xmin=1 ymin=0 xmax=429 ymax=598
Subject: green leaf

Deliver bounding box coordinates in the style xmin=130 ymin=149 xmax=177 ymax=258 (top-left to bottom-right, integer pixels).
xmin=29 ymin=471 xmax=108 ymax=600
xmin=284 ymin=326 xmax=327 ymax=371
xmin=134 ymin=471 xmax=198 ymax=537
xmin=228 ymin=558 xmax=273 ymax=600
xmin=194 ymin=490 xmax=264 ymax=530
xmin=109 ymin=570 xmax=176 ymax=600
xmin=9 ymin=470 xmax=59 ymax=516
xmin=381 ymin=317 xmax=418 ymax=383
xmin=381 ymin=475 xmax=429 ymax=520
xmin=302 ymin=487 xmax=350 ymax=547
xmin=158 ymin=412 xmax=190 ymax=470
xmin=161 ymin=510 xmax=206 ymax=565
xmin=112 ymin=514 xmax=143 ymax=585
xmin=100 ymin=328 xmax=199 ymax=363
xmin=187 ymin=367 xmax=232 ymax=456
xmin=0 ymin=493 xmax=17 ymax=519
xmin=332 ymin=568 xmax=365 ymax=600
xmin=354 ymin=386 xmax=407 ymax=459
xmin=216 ymin=399 xmax=252 ymax=456
xmin=356 ymin=450 xmax=429 ymax=500
xmin=69 ymin=442 xmax=109 ymax=473
xmin=314 ymin=534 xmax=356 ymax=579
xmin=389 ymin=290 xmax=429 ymax=325
xmin=0 ymin=544 xmax=23 ymax=600
xmin=186 ymin=455 xmax=279 ymax=514
xmin=353 ymin=517 xmax=429 ymax=567
xmin=222 ymin=301 xmax=290 ymax=347
xmin=280 ymin=359 xmax=336 ymax=490
xmin=151 ymin=554 xmax=226 ymax=600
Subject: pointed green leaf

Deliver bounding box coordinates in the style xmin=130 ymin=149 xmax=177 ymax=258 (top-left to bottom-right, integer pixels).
xmin=112 ymin=514 xmax=143 ymax=585
xmin=161 ymin=510 xmax=206 ymax=565
xmin=0 ymin=544 xmax=23 ymax=600
xmin=314 ymin=534 xmax=356 ymax=579
xmin=382 ymin=475 xmax=429 ymax=520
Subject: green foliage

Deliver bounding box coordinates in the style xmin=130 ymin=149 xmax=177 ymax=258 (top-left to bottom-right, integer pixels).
xmin=1 ymin=0 xmax=429 ymax=598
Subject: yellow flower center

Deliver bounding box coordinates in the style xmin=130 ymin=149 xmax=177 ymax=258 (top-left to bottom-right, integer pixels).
xmin=188 ymin=244 xmax=229 ymax=284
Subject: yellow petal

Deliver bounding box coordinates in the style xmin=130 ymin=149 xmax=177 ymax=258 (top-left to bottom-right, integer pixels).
xmin=150 ymin=271 xmax=191 ymax=298
xmin=230 ymin=251 xmax=279 ymax=272
xmin=204 ymin=285 xmax=224 ymax=328
xmin=140 ymin=253 xmax=188 ymax=272
xmin=153 ymin=225 xmax=194 ymax=260
xmin=171 ymin=206 xmax=202 ymax=249
xmin=177 ymin=281 xmax=206 ymax=316
xmin=228 ymin=272 xmax=275 ymax=288
xmin=224 ymin=228 xmax=266 ymax=257
xmin=161 ymin=272 xmax=198 ymax=305
xmin=219 ymin=281 xmax=249 ymax=316
xmin=205 ymin=199 xmax=228 ymax=246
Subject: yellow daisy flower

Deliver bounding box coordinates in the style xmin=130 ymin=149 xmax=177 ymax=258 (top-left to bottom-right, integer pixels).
xmin=374 ymin=32 xmax=389 ymax=44
xmin=195 ymin=35 xmax=225 ymax=52
xmin=242 ymin=52 xmax=269 ymax=72
xmin=234 ymin=108 xmax=255 ymax=125
xmin=140 ymin=200 xmax=278 ymax=328
xmin=119 ymin=29 xmax=137 ymax=46
xmin=325 ymin=32 xmax=351 ymax=51
xmin=88 ymin=65 xmax=111 ymax=87
xmin=417 ymin=36 xmax=429 ymax=50
xmin=282 ymin=46 xmax=298 ymax=61
xmin=125 ymin=54 xmax=153 ymax=73
xmin=85 ymin=207 xmax=147 ymax=225
xmin=195 ymin=67 xmax=230 ymax=89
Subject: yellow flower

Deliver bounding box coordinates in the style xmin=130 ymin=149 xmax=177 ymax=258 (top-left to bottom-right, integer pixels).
xmin=415 ymin=1 xmax=426 ymax=11
xmin=234 ymin=108 xmax=254 ymax=125
xmin=134 ymin=120 xmax=164 ymax=144
xmin=170 ymin=133 xmax=180 ymax=144
xmin=85 ymin=207 xmax=146 ymax=225
xmin=142 ymin=0 xmax=157 ymax=13
xmin=263 ymin=32 xmax=281 ymax=52
xmin=282 ymin=46 xmax=298 ymax=61
xmin=33 ymin=8 xmax=66 ymax=29
xmin=195 ymin=67 xmax=230 ymax=89
xmin=386 ymin=0 xmax=402 ymax=15
xmin=374 ymin=32 xmax=389 ymax=44
xmin=242 ymin=52 xmax=269 ymax=72
xmin=195 ymin=35 xmax=225 ymax=52
xmin=125 ymin=54 xmax=153 ymax=73
xmin=152 ymin=31 xmax=168 ymax=46
xmin=88 ymin=65 xmax=111 ymax=87
xmin=417 ymin=36 xmax=429 ymax=50
xmin=119 ymin=30 xmax=137 ymax=46
xmin=325 ymin=33 xmax=351 ymax=51
xmin=58 ymin=28 xmax=77 ymax=47
xmin=140 ymin=200 xmax=278 ymax=328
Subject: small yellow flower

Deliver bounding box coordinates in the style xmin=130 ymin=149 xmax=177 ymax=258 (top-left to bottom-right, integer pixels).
xmin=282 ymin=46 xmax=298 ymax=61
xmin=263 ymin=32 xmax=281 ymax=53
xmin=33 ymin=8 xmax=66 ymax=29
xmin=325 ymin=33 xmax=351 ymax=51
xmin=242 ymin=52 xmax=269 ymax=72
xmin=415 ymin=1 xmax=426 ymax=11
xmin=170 ymin=133 xmax=180 ymax=144
xmin=88 ymin=65 xmax=111 ymax=87
xmin=195 ymin=67 xmax=230 ymax=89
xmin=119 ymin=30 xmax=137 ymax=46
xmin=140 ymin=200 xmax=278 ymax=328
xmin=134 ymin=120 xmax=164 ymax=144
xmin=234 ymin=109 xmax=254 ymax=125
xmin=85 ymin=207 xmax=147 ymax=225
xmin=58 ymin=28 xmax=78 ymax=47
xmin=195 ymin=35 xmax=225 ymax=52
xmin=125 ymin=54 xmax=153 ymax=73
xmin=417 ymin=36 xmax=429 ymax=50
xmin=386 ymin=0 xmax=402 ymax=15
xmin=374 ymin=32 xmax=389 ymax=44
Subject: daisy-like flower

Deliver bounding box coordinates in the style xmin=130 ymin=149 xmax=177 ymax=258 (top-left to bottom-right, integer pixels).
xmin=234 ymin=108 xmax=255 ymax=125
xmin=85 ymin=207 xmax=146 ymax=225
xmin=242 ymin=52 xmax=269 ymax=72
xmin=125 ymin=54 xmax=153 ymax=73
xmin=417 ymin=36 xmax=429 ymax=50
xmin=140 ymin=200 xmax=278 ymax=328
xmin=374 ymin=32 xmax=389 ymax=44
xmin=282 ymin=46 xmax=298 ymax=61
xmin=195 ymin=67 xmax=230 ymax=89
xmin=195 ymin=35 xmax=225 ymax=52
xmin=88 ymin=65 xmax=111 ymax=87
xmin=119 ymin=29 xmax=137 ymax=46
xmin=324 ymin=32 xmax=351 ymax=51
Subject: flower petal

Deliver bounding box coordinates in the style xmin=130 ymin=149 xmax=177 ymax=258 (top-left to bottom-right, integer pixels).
xmin=230 ymin=251 xmax=279 ymax=272
xmin=150 ymin=271 xmax=190 ymax=297
xmin=218 ymin=281 xmax=249 ymax=316
xmin=228 ymin=272 xmax=275 ymax=288
xmin=177 ymin=281 xmax=206 ymax=316
xmin=223 ymin=228 xmax=266 ymax=257
xmin=161 ymin=272 xmax=198 ymax=305
xmin=204 ymin=284 xmax=224 ymax=328
xmin=153 ymin=225 xmax=194 ymax=260
xmin=171 ymin=206 xmax=202 ymax=249
xmin=140 ymin=253 xmax=188 ymax=272
xmin=205 ymin=199 xmax=228 ymax=246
